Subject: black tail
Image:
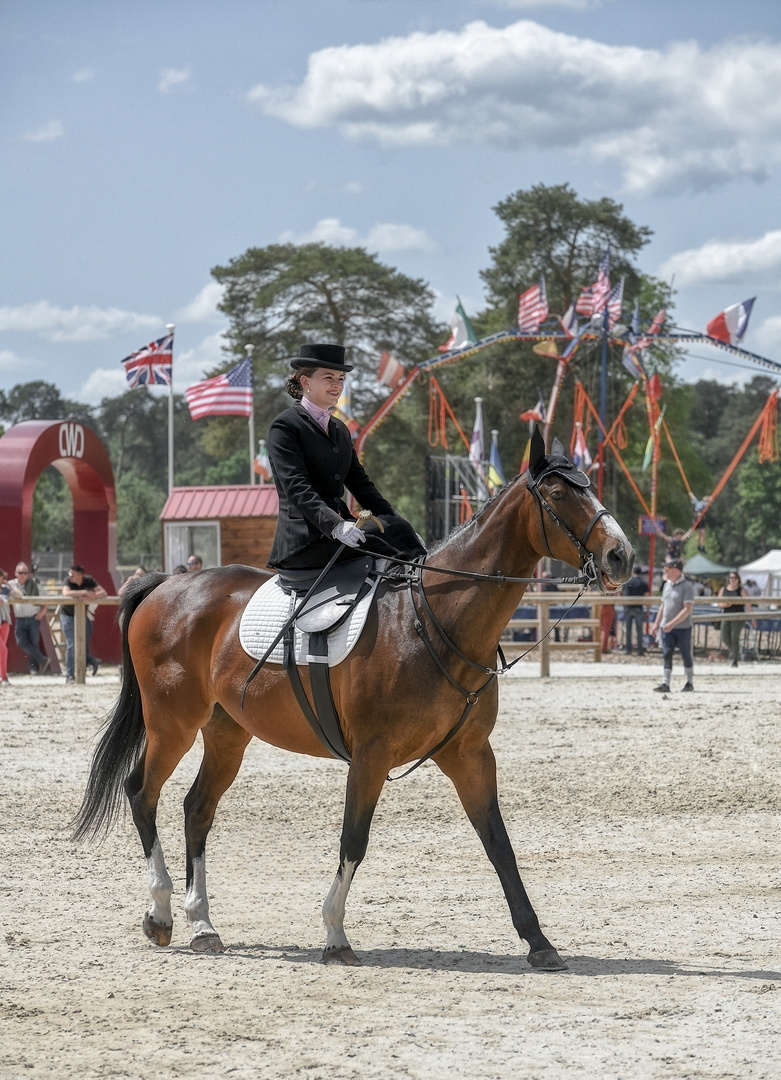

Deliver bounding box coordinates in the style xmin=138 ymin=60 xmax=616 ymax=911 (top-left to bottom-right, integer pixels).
xmin=71 ymin=573 xmax=168 ymax=842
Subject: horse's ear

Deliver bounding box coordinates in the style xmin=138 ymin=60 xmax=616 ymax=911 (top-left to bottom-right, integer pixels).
xmin=529 ymin=426 xmax=546 ymax=476
xmin=551 ymin=436 xmax=566 ymax=459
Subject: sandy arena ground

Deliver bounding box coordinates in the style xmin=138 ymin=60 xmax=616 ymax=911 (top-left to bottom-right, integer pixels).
xmin=1 ymin=658 xmax=780 ymax=1079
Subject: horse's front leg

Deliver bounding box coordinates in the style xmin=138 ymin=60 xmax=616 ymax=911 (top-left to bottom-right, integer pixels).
xmin=322 ymin=748 xmax=389 ymax=965
xmin=436 ymin=739 xmax=566 ymax=971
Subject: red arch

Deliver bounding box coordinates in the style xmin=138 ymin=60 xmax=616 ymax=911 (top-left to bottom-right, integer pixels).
xmin=0 ymin=420 xmax=120 ymax=670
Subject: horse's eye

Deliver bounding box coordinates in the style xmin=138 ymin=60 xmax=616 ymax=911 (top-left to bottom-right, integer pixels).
xmin=550 ymin=488 xmax=565 ymax=501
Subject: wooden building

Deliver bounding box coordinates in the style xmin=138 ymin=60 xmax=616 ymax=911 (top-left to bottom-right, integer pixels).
xmin=159 ymin=484 xmax=279 ymax=571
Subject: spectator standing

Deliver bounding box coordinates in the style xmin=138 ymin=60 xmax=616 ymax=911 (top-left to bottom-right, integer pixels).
xmin=8 ymin=562 xmax=50 ymax=674
xmin=650 ymin=559 xmax=695 ymax=693
xmin=61 ymin=564 xmax=107 ymax=683
xmin=0 ymin=568 xmax=14 ymax=685
xmin=172 ymin=564 xmax=188 ymax=575
xmin=622 ymin=565 xmax=649 ymax=655
xmin=186 ymin=555 xmax=202 ymax=572
xmin=717 ymin=571 xmax=754 ymax=668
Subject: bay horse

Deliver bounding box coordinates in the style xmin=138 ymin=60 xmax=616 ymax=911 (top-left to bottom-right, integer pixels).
xmin=73 ymin=432 xmax=633 ymax=971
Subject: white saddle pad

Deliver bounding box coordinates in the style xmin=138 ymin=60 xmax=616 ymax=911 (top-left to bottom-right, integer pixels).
xmin=239 ymin=572 xmax=381 ymax=667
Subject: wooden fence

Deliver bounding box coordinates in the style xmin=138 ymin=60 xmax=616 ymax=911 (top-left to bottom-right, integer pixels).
xmin=9 ymin=593 xmax=780 ymax=684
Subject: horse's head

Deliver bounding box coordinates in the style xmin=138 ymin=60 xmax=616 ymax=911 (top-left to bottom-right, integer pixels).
xmin=526 ymin=428 xmax=634 ymax=591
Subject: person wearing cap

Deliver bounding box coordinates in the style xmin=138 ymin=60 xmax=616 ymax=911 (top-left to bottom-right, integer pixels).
xmin=266 ymin=343 xmax=425 ymax=573
xmin=649 ymin=559 xmax=695 ymax=693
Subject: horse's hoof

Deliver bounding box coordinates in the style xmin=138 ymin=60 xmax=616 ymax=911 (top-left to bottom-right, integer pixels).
xmin=322 ymin=945 xmax=360 ymax=966
xmin=143 ymin=913 xmax=173 ymax=947
xmin=190 ymin=932 xmax=225 ymax=954
xmin=527 ymin=947 xmax=567 ymax=971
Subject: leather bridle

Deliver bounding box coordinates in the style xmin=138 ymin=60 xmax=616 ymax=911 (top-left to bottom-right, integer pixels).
xmin=525 ymin=470 xmax=614 ymax=590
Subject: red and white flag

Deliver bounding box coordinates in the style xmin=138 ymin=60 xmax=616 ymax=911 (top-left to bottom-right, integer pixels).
xmin=706 ymin=298 xmax=755 ymax=345
xmin=517 ymin=275 xmax=548 ymax=332
xmin=591 ymin=248 xmax=611 ymax=312
xmin=377 ymin=350 xmax=405 ymax=389
xmin=575 ymin=284 xmax=594 ymax=317
xmin=185 ymin=357 xmax=253 ymax=420
xmin=606 ymin=276 xmax=624 ymax=327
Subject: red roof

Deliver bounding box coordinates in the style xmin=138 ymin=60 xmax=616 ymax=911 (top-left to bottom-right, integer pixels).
xmin=160 ymin=484 xmax=278 ymax=521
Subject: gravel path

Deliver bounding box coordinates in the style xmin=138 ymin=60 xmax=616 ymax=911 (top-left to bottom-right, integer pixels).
xmin=1 ymin=665 xmax=780 ymax=1079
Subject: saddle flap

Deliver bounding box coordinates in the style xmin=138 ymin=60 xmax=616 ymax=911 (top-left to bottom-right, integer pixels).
xmin=295 ymin=557 xmax=375 ymax=634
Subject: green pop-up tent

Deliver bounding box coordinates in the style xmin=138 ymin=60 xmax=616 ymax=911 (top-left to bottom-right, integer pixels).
xmin=682 ymin=553 xmax=733 ymax=577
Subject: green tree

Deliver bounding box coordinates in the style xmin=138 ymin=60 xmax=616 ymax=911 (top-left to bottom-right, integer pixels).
xmin=481 ymin=182 xmax=653 ymax=325
xmin=212 ymin=241 xmax=445 ymax=506
xmin=212 ymin=242 xmax=444 ymax=428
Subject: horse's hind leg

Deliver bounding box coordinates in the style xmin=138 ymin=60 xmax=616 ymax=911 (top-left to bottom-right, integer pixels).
xmin=183 ymin=705 xmax=252 ymax=953
xmin=322 ymin=749 xmax=390 ymax=965
xmin=124 ymin=741 xmax=193 ymax=948
xmin=436 ymin=740 xmax=566 ymax=971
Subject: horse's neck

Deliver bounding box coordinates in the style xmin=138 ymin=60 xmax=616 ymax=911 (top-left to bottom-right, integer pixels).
xmin=425 ymin=482 xmax=541 ymax=658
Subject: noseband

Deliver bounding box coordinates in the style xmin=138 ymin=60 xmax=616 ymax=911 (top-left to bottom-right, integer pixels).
xmin=526 ymin=472 xmax=612 ymax=589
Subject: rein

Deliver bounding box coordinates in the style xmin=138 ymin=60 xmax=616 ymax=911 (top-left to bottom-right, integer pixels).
xmin=383 ymin=473 xmax=615 ymax=780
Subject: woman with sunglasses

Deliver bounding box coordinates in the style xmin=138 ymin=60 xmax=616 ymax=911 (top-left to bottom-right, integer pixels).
xmin=716 ymin=571 xmax=754 ymax=667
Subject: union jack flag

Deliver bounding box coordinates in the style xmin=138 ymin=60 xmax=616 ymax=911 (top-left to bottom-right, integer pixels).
xmin=122 ymin=332 xmax=174 ymax=388
xmin=517 ymin=275 xmax=548 ymax=332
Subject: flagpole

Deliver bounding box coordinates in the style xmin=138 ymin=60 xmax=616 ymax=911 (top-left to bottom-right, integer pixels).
xmin=246 ymin=344 xmax=256 ymax=485
xmin=597 ymin=307 xmax=608 ymax=501
xmin=166 ymin=323 xmax=175 ymax=493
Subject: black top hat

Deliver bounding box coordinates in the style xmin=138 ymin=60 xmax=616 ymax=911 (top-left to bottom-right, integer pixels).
xmin=289 ymin=343 xmax=353 ymax=372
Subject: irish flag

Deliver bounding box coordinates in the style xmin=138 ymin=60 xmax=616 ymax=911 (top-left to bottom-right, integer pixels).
xmin=706 ymin=298 xmax=756 ymax=345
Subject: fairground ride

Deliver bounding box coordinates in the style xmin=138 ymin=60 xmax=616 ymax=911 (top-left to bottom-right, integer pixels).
xmin=355 ymin=322 xmax=781 ymax=569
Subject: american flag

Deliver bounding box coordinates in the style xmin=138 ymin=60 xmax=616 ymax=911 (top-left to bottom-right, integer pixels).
xmin=121 ymin=332 xmax=173 ymax=387
xmin=575 ymin=284 xmax=594 ymax=317
xmin=591 ymin=248 xmax=611 ymax=312
xmin=607 ymin=277 xmax=624 ymax=326
xmin=517 ymin=275 xmax=548 ymax=332
xmin=185 ymin=357 xmax=254 ymax=420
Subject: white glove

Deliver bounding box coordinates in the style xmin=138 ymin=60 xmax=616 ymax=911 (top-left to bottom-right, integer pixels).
xmin=332 ymin=521 xmax=367 ymax=549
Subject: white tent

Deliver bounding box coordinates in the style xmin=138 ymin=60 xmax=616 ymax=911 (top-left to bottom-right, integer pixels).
xmin=739 ymin=549 xmax=781 ymax=597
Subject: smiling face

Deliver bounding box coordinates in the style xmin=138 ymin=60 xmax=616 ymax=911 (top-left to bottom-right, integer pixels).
xmin=300 ymin=367 xmax=346 ymax=411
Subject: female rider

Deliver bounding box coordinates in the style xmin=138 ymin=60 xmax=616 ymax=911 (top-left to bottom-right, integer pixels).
xmin=266 ymin=343 xmax=424 ymax=575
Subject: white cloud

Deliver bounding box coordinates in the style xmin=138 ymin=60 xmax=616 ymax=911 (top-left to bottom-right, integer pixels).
xmin=343 ymin=181 xmax=365 ymax=194
xmin=753 ymin=315 xmax=781 ymax=357
xmin=279 ymin=216 xmax=436 ymax=253
xmin=365 ymin=222 xmax=437 ymax=252
xmin=248 ymin=20 xmax=781 ymax=195
xmin=175 ymin=332 xmax=231 ymax=388
xmin=0 ymin=348 xmax=30 ymax=375
xmin=159 ymin=67 xmax=191 ymax=93
xmin=0 ymin=301 xmax=160 ymax=343
xmin=659 ymin=231 xmax=781 ymax=289
xmin=24 ymin=120 xmax=64 ymax=143
xmin=76 ymin=367 xmax=129 ymax=405
xmin=174 ymin=282 xmax=225 ymax=323
xmin=72 ymin=69 xmax=94 ymax=83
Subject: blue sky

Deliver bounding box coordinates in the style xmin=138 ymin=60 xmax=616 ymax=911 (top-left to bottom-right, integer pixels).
xmin=3 ymin=0 xmax=781 ymax=410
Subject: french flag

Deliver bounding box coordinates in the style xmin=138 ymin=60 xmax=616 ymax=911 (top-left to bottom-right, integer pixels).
xmin=706 ymin=298 xmax=756 ymax=346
